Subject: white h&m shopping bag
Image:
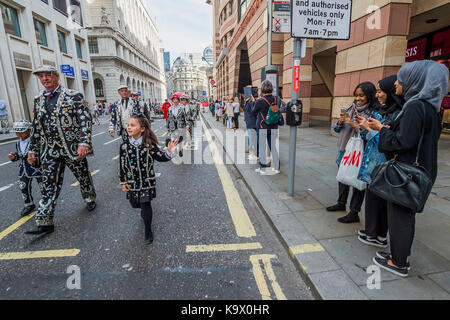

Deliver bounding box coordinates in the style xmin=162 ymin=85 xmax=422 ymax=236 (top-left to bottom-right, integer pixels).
xmin=336 ymin=134 xmax=366 ymax=191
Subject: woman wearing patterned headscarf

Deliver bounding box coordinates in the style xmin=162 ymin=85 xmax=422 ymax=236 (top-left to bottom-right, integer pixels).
xmin=368 ymin=60 xmax=449 ymax=277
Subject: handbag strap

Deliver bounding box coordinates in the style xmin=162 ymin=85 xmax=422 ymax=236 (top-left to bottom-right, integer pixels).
xmin=393 ymin=100 xmax=426 ymax=165
xmin=413 ymin=100 xmax=427 ymax=166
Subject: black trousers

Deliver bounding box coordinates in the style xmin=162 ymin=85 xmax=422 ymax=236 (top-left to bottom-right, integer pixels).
xmin=364 ymin=188 xmax=388 ymax=238
xmin=234 ymin=113 xmax=239 ymax=129
xmin=19 ymin=175 xmax=42 ymax=208
xmin=387 ymin=201 xmax=416 ymax=268
xmin=337 ymin=182 xmax=365 ymax=213
xmin=140 ymin=202 xmax=153 ymax=231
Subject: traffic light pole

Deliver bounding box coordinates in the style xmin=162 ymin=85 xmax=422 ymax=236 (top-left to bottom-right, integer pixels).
xmin=288 ymin=38 xmax=303 ymax=196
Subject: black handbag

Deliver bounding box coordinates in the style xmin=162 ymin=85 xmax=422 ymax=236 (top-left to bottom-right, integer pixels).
xmin=368 ymin=102 xmax=432 ymax=213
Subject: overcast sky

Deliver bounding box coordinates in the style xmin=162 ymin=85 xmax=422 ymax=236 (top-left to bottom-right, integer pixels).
xmin=145 ymin=0 xmax=213 ymax=65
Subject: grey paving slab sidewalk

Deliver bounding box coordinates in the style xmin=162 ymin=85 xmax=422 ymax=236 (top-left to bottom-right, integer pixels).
xmin=201 ymin=112 xmax=450 ymax=300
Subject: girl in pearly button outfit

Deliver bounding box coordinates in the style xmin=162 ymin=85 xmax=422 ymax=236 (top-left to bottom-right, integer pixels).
xmin=119 ymin=114 xmax=178 ymax=244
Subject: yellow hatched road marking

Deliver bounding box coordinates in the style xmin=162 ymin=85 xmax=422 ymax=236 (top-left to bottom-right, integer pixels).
xmin=201 ymin=117 xmax=256 ymax=238
xmin=289 ymin=243 xmax=325 ymax=255
xmin=0 ymin=212 xmax=37 ymax=241
xmin=186 ymin=242 xmax=262 ymax=253
xmin=71 ymin=170 xmax=100 ymax=187
xmin=0 ymin=249 xmax=80 ymax=260
xmin=250 ymin=254 xmax=287 ymax=300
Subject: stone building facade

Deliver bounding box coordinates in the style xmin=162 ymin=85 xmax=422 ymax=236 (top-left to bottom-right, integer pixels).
xmin=209 ymin=0 xmax=450 ymax=127
xmin=83 ymin=0 xmax=166 ymax=106
xmin=0 ymin=0 xmax=96 ymax=123
xmin=166 ymin=53 xmax=209 ymax=101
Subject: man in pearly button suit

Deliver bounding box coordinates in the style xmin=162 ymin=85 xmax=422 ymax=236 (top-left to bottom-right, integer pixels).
xmin=109 ymin=85 xmax=140 ymax=140
xmin=26 ymin=65 xmax=96 ymax=235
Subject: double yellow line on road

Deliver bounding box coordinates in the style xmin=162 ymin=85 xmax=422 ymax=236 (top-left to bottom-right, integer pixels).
xmin=200 ymin=117 xmax=256 ymax=238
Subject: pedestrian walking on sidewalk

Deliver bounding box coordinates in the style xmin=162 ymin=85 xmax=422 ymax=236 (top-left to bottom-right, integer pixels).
xmin=368 ymin=60 xmax=448 ymax=277
xmin=91 ymin=103 xmax=101 ymax=125
xmin=25 ymin=65 xmax=97 ymax=235
xmin=252 ymin=80 xmax=284 ymax=175
xmin=215 ymin=100 xmax=220 ymax=121
xmin=357 ymin=75 xmax=404 ymax=248
xmin=232 ymin=97 xmax=241 ymax=130
xmin=328 ymin=82 xmax=380 ymax=223
xmin=226 ymin=97 xmax=235 ymax=129
xmin=120 ymin=114 xmax=178 ymax=244
xmin=244 ymin=87 xmax=258 ymax=158
xmin=0 ymin=99 xmax=9 ymax=134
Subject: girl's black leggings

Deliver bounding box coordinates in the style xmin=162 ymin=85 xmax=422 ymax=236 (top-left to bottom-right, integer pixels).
xmin=140 ymin=202 xmax=153 ymax=229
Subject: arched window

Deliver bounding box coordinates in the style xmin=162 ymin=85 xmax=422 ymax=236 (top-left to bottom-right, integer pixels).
xmin=94 ymin=78 xmax=104 ymax=97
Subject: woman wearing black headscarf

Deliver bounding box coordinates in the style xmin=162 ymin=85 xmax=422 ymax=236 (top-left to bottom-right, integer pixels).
xmin=329 ymin=82 xmax=380 ymax=223
xmin=368 ymin=60 xmax=449 ymax=277
xmin=357 ymin=75 xmax=404 ymax=248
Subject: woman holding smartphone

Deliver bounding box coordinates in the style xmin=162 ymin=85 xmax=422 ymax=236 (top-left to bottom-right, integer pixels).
xmin=368 ymin=60 xmax=448 ymax=276
xmin=328 ymin=82 xmax=380 ymax=223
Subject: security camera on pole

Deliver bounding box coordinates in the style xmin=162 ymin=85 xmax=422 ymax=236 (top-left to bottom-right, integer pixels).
xmin=288 ymin=0 xmax=352 ymax=196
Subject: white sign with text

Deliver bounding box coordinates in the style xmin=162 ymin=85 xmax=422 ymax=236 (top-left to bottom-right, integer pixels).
xmin=291 ymin=0 xmax=352 ymax=40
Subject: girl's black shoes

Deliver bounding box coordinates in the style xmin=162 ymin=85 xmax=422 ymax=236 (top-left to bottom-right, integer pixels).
xmin=145 ymin=229 xmax=153 ymax=244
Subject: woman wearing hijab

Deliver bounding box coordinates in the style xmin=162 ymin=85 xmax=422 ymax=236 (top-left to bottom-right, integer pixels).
xmin=356 ymin=75 xmax=404 ymax=248
xmin=368 ymin=60 xmax=449 ymax=277
xmin=328 ymin=82 xmax=381 ymax=224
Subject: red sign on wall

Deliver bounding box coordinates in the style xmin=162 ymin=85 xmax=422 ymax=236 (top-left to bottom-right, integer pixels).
xmin=406 ymin=37 xmax=427 ymax=62
xmin=293 ymin=60 xmax=300 ymax=93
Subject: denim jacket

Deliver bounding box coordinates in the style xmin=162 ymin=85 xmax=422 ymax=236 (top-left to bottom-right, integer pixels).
xmin=333 ymin=111 xmax=386 ymax=184
xmin=357 ymin=111 xmax=386 ymax=184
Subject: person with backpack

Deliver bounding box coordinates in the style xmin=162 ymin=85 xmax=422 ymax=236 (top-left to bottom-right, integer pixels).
xmin=251 ymin=80 xmax=284 ymax=175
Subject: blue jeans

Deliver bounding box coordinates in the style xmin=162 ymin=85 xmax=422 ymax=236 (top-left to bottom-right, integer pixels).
xmin=258 ymin=129 xmax=280 ymax=170
xmin=247 ymin=128 xmax=256 ymax=153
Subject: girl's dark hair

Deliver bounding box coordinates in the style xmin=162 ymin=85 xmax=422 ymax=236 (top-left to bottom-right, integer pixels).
xmin=353 ymin=81 xmax=379 ymax=111
xmin=130 ymin=114 xmax=158 ymax=148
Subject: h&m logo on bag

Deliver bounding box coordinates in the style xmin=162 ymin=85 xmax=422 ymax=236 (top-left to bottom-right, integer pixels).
xmin=342 ymin=150 xmax=361 ymax=167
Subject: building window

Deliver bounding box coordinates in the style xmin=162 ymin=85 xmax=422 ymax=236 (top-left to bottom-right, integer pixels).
xmin=54 ymin=0 xmax=68 ymax=16
xmin=57 ymin=30 xmax=67 ymax=54
xmin=88 ymin=37 xmax=98 ymax=54
xmin=33 ymin=19 xmax=47 ymax=47
xmin=69 ymin=0 xmax=83 ymax=26
xmin=0 ymin=2 xmax=21 ymax=37
xmin=75 ymin=38 xmax=82 ymax=59
xmin=94 ymin=79 xmax=104 ymax=97
xmin=238 ymin=0 xmax=249 ymax=22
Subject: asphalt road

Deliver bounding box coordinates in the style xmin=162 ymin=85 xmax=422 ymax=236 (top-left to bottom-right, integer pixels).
xmin=0 ymin=116 xmax=314 ymax=300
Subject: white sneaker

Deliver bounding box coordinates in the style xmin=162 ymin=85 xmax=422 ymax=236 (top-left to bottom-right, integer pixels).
xmin=255 ymin=168 xmax=267 ymax=175
xmin=271 ymin=168 xmax=280 ymax=174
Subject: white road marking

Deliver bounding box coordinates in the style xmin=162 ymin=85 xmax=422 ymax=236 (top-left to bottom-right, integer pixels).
xmin=0 ymin=140 xmax=17 ymax=146
xmin=92 ymin=132 xmax=105 ymax=137
xmin=0 ymin=183 xmax=15 ymax=192
xmin=104 ymin=137 xmax=121 ymax=145
xmin=0 ymin=161 xmax=12 ymax=167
